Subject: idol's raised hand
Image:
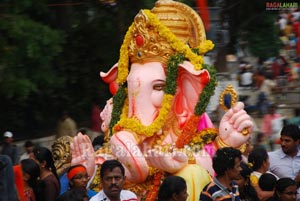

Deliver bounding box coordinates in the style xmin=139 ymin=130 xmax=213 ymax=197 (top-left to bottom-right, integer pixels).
xmin=218 ymin=102 xmax=254 ymax=148
xmin=71 ymin=132 xmax=95 ymax=178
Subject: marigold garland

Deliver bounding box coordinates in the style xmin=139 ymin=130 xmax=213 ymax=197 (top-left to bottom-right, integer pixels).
xmin=111 ymin=8 xmax=217 ymax=134
xmin=113 ymin=94 xmax=173 ymax=137
xmin=189 ymin=128 xmax=218 ymax=148
xmin=111 ymin=53 xmax=183 ymax=136
xmin=175 ymin=115 xmax=218 ymax=149
xmin=144 ymin=171 xmax=164 ymax=201
xmin=100 ymin=8 xmax=219 ymax=201
xmin=198 ymin=40 xmax=215 ymax=54
xmin=116 ymin=9 xmax=214 ymax=84
xmin=117 ymin=24 xmax=133 ymax=84
xmin=144 ymin=9 xmax=205 ymax=71
xmin=175 ymin=115 xmax=201 ymax=148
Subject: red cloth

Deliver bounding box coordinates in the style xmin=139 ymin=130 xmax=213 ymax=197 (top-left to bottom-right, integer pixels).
xmin=91 ymin=104 xmax=102 ymax=132
xmin=13 ymin=165 xmax=26 ymax=201
xmin=261 ymin=114 xmax=282 ymax=136
xmin=293 ymin=21 xmax=299 ymax=37
xmin=196 ymin=0 xmax=210 ymax=31
xmin=297 ymin=37 xmax=300 ymax=57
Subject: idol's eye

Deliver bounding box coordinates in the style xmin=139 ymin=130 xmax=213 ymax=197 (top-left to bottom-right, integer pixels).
xmin=153 ymin=82 xmax=165 ymax=91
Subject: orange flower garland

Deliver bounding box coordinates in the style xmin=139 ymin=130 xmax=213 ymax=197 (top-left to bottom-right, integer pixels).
xmin=175 ymin=115 xmax=201 ymax=148
xmin=145 ymin=171 xmax=164 ymax=201
xmin=175 ymin=115 xmax=218 ymax=149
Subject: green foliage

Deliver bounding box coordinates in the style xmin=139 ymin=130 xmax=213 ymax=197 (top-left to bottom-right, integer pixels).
xmin=194 ymin=63 xmax=217 ymax=116
xmin=0 ymin=2 xmax=65 ymax=137
xmin=0 ymin=15 xmax=64 ymax=100
xmin=0 ymin=0 xmax=143 ymax=137
xmin=0 ymin=0 xmax=283 ymax=139
xmin=237 ymin=0 xmax=281 ymax=59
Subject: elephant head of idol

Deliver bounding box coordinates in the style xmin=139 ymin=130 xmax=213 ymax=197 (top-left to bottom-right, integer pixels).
xmin=100 ymin=0 xmax=215 ymax=139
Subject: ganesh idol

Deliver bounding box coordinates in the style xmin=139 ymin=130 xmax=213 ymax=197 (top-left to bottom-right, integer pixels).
xmin=70 ymin=0 xmax=254 ymax=200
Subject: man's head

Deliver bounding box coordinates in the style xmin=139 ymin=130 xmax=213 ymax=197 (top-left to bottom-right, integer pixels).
xmin=268 ymin=104 xmax=277 ymax=115
xmin=259 ymin=173 xmax=277 ymax=191
xmin=24 ymin=140 xmax=34 ymax=154
xmin=213 ymin=147 xmax=242 ymax=180
xmin=3 ymin=131 xmax=13 ymax=144
xmin=100 ymin=160 xmax=125 ymax=200
xmin=280 ymin=124 xmax=300 ymax=156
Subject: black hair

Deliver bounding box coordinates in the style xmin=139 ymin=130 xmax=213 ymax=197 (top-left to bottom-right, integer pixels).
xmin=275 ymin=178 xmax=297 ymax=199
xmin=77 ymin=127 xmax=88 ymax=135
xmin=259 ymin=173 xmax=277 ymax=191
xmin=256 ymin=132 xmax=264 ymax=142
xmin=240 ymin=162 xmax=252 ymax=179
xmin=21 ymin=159 xmax=40 ymax=191
xmin=92 ymin=134 xmax=105 ymax=147
xmin=56 ymin=188 xmax=88 ymax=201
xmin=248 ymin=147 xmax=268 ymax=171
xmin=238 ymin=162 xmax=258 ymax=200
xmin=33 ymin=146 xmax=60 ymax=182
xmin=295 ymin=108 xmax=300 ymax=117
xmin=212 ymin=147 xmax=242 ymax=176
xmin=157 ymin=176 xmax=187 ymax=201
xmin=33 ymin=147 xmax=60 ymax=201
xmin=281 ymin=124 xmax=300 ymax=141
xmin=24 ymin=140 xmax=34 ymax=148
xmin=100 ymin=160 xmax=125 ymax=179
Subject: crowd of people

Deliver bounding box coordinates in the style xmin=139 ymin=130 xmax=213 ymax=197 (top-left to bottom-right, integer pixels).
xmin=224 ymin=15 xmax=300 ymax=152
xmin=199 ymin=124 xmax=300 ymax=201
xmin=236 ymin=8 xmax=300 ymax=122
xmin=1 ymin=123 xmax=300 ymax=201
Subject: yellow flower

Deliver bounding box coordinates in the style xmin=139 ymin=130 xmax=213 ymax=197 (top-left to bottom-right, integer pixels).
xmin=198 ymin=40 xmax=215 ymax=54
xmin=116 ymin=9 xmax=216 ymax=85
xmin=113 ymin=94 xmax=173 ymax=137
xmin=114 ymin=9 xmax=216 ymax=139
xmin=117 ymin=24 xmax=133 ymax=84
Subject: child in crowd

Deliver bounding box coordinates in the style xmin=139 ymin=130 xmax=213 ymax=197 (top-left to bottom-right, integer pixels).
xmin=57 ymin=164 xmax=96 ymax=199
xmin=157 ymin=175 xmax=188 ymax=201
xmin=274 ymin=178 xmax=297 ymax=201
xmin=258 ymin=173 xmax=277 ymax=201
xmin=248 ymin=148 xmax=276 ymax=200
xmin=234 ymin=162 xmax=258 ymax=201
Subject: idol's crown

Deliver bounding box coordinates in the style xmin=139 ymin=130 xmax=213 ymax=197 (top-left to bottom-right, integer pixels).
xmin=128 ymin=0 xmax=206 ymax=65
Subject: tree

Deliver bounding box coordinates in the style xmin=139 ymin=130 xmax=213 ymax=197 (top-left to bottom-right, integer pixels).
xmin=0 ymin=0 xmax=155 ymax=138
xmin=0 ymin=1 xmax=64 ymax=137
xmin=238 ymin=0 xmax=281 ymax=60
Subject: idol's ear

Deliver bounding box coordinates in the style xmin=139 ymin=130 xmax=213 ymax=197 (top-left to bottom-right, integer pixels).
xmin=100 ymin=63 xmax=119 ymax=95
xmin=173 ymin=61 xmax=210 ymax=128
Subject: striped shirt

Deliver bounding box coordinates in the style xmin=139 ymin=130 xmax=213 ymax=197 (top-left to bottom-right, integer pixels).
xmin=89 ymin=190 xmax=137 ymax=201
xmin=200 ymin=178 xmax=240 ymax=201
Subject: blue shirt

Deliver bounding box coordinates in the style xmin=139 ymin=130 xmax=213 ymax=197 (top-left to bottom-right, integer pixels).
xmin=268 ymin=148 xmax=300 ymax=179
xmin=59 ymin=172 xmax=69 ymax=195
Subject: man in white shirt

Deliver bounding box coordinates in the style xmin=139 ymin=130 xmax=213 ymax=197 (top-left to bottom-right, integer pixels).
xmin=19 ymin=140 xmax=34 ymax=162
xmin=240 ymin=67 xmax=254 ymax=87
xmin=268 ymin=124 xmax=300 ymax=180
xmin=90 ymin=160 xmax=137 ymax=201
